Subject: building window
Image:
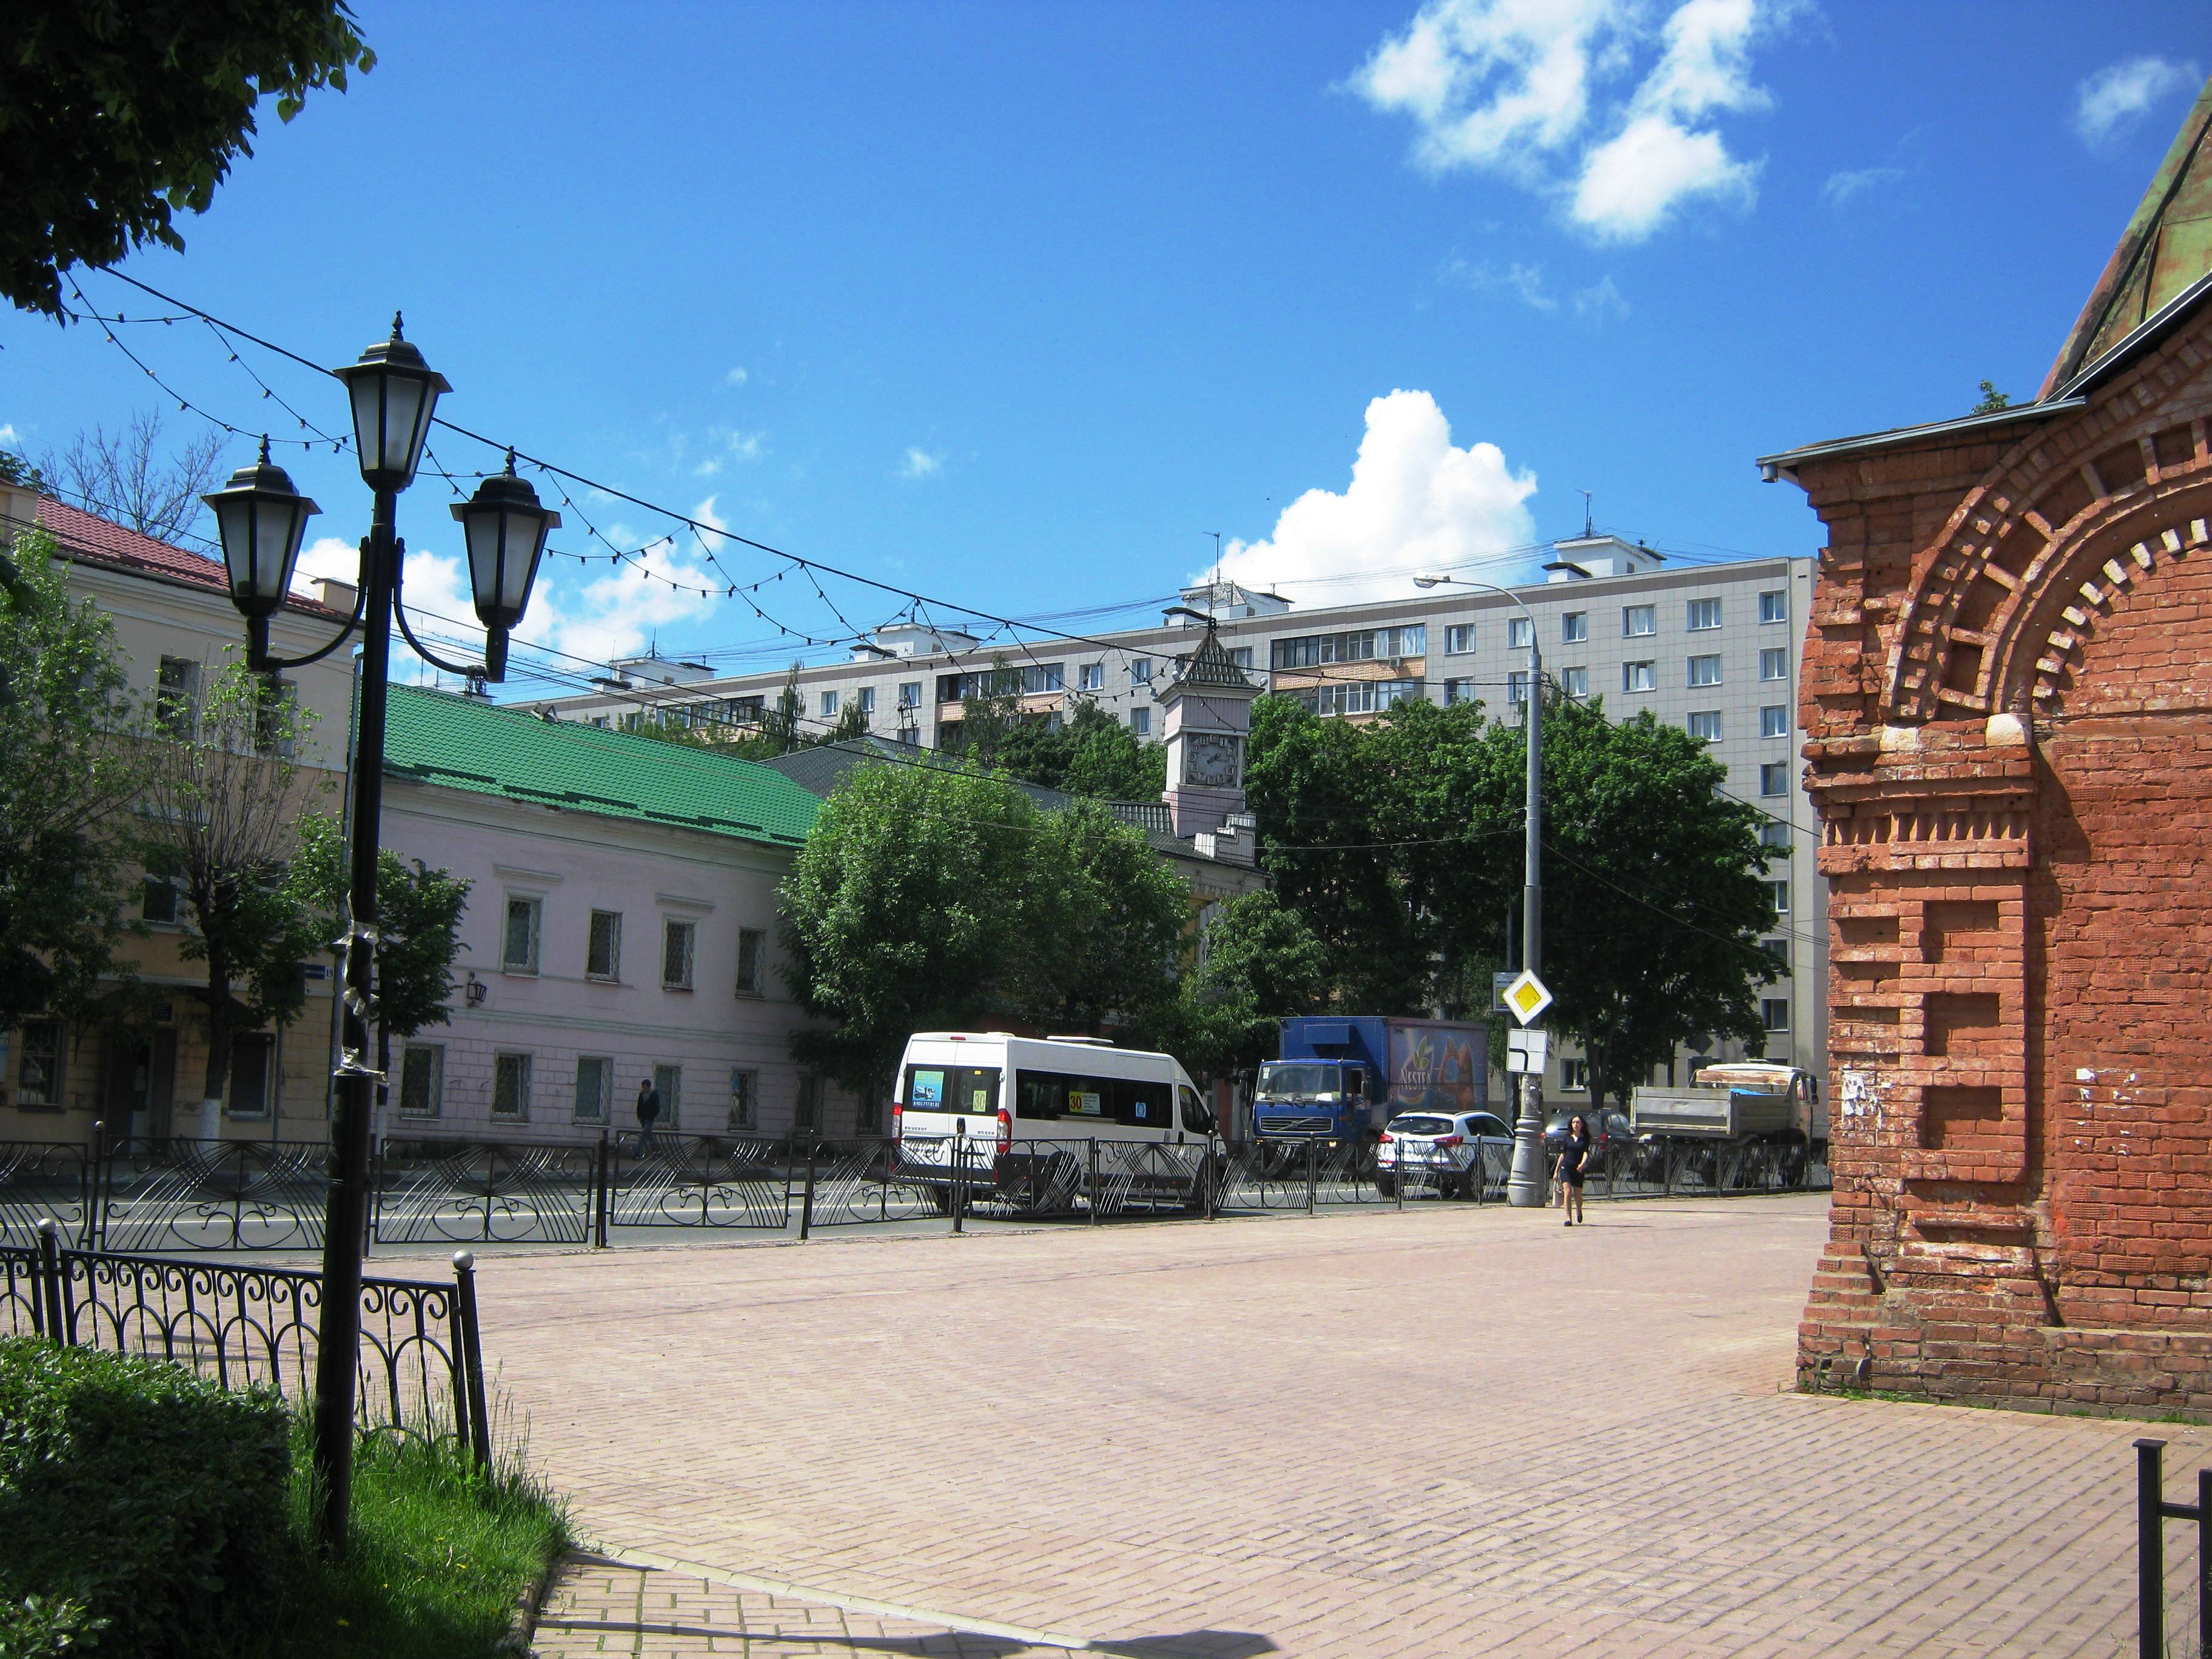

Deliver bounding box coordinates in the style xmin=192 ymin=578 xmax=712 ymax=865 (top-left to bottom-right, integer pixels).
xmin=1760 ymin=647 xmax=1789 ymax=682
xmin=937 ymin=666 xmax=1020 ymax=703
xmin=1760 ymin=762 xmax=1789 ymax=796
xmin=654 ymin=1064 xmax=682 ymax=1130
xmin=662 ymin=919 xmax=696 ymax=990
xmin=492 ymin=1051 xmax=532 ymax=1121
xmin=1506 ymin=617 xmax=1532 ymax=650
xmin=1687 ymin=597 xmax=1721 ymax=631
xmin=1623 ymin=605 xmax=1655 ymax=638
xmin=1762 ymin=998 xmax=1791 ymax=1034
xmin=1767 ymin=879 xmax=1790 ymax=914
xmin=1292 ymin=679 xmax=1421 ymax=717
xmin=1019 ymin=663 xmax=1065 ymax=694
xmin=859 ymin=686 xmax=876 ymax=714
xmin=1623 ymin=660 xmax=1655 ymax=693
xmin=1761 ymin=704 xmax=1790 ymax=739
xmin=1130 ymin=657 xmax=1153 ymax=685
xmin=1272 ymin=625 xmax=1425 ymax=669
xmin=1079 ymin=662 xmax=1104 ymax=692
xmin=1562 ymin=612 xmax=1587 ymax=643
xmin=1129 ymin=708 xmax=1150 ymax=737
xmin=574 ymin=1055 xmax=611 ymax=1123
xmin=795 ymin=1074 xmax=822 ymax=1133
xmin=1760 ymin=818 xmax=1791 ymax=850
xmin=1561 ymin=666 xmax=1589 ymax=699
xmin=1760 ymin=589 xmax=1789 ymax=625
xmin=155 ymin=656 xmax=199 ymax=734
xmin=18 ymin=1021 xmax=64 ymax=1108
xmin=1443 ymin=679 xmax=1476 ymax=706
xmin=227 ymin=1034 xmax=273 ymax=1117
xmin=1560 ymin=1057 xmax=1590 ymax=1093
xmin=1444 ymin=624 xmax=1475 ymax=655
xmin=1506 ymin=671 xmax=1531 ymax=706
xmin=1687 ymin=710 xmax=1721 ymax=742
xmin=1229 ymin=646 xmax=1253 ymax=670
xmin=726 ymin=695 xmax=765 ymax=724
xmin=729 ymin=1068 xmax=756 ymax=1130
xmin=898 ymin=680 xmax=921 ymax=708
xmin=736 ymin=927 xmax=767 ymax=996
xmin=820 ymin=689 xmax=839 ymax=717
xmin=252 ymin=675 xmax=297 ymax=757
xmin=399 ymin=1044 xmax=443 ymax=1118
xmin=857 ymin=1090 xmax=881 ymax=1133
xmin=586 ymin=910 xmax=622 ymax=981
xmin=142 ymin=853 xmax=183 ymax=925
xmin=1688 ymin=654 xmax=1722 ymax=688
xmin=1760 ymin=939 xmax=1790 ymax=976
xmin=502 ymin=896 xmax=541 ymax=974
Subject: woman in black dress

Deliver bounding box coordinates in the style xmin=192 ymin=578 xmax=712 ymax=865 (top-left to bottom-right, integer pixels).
xmin=1555 ymin=1113 xmax=1590 ymax=1226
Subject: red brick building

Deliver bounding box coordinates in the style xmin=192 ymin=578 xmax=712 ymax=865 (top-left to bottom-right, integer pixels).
xmin=1763 ymin=81 xmax=2212 ymax=1414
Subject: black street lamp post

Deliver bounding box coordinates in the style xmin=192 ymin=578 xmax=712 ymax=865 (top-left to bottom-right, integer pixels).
xmin=203 ymin=316 xmax=557 ymax=1553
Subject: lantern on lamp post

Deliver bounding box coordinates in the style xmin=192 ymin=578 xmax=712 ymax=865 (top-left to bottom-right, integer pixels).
xmin=203 ymin=314 xmax=554 ymax=1556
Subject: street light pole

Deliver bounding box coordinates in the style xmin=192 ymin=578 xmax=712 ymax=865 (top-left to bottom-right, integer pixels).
xmin=1412 ymin=572 xmax=1547 ymax=1206
xmin=204 ymin=317 xmax=557 ymax=1555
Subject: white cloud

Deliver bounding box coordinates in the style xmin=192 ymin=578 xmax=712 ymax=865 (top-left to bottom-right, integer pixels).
xmin=896 ymin=447 xmax=943 ymax=481
xmin=1822 ymin=164 xmax=1906 ymax=207
xmin=1352 ymin=0 xmax=1782 ymax=242
xmin=1204 ymin=390 xmax=1538 ymax=605
xmin=724 ymin=366 xmax=749 ymax=387
xmin=288 ymin=534 xmax=359 ymax=595
xmin=1441 ymin=255 xmax=1560 ymax=310
xmin=692 ymin=428 xmax=768 ymax=477
xmin=0 ymin=424 xmax=19 ymax=447
xmin=1572 ymin=275 xmax=1629 ymax=317
xmin=2075 ymin=56 xmax=2200 ymax=147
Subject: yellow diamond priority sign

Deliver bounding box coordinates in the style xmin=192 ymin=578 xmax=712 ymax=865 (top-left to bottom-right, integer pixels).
xmin=1503 ymin=970 xmax=1553 ymax=1026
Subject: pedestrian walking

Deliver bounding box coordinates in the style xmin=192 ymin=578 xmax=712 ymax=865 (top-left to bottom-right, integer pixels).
xmin=634 ymin=1076 xmax=663 ymax=1157
xmin=1555 ymin=1112 xmax=1590 ymax=1227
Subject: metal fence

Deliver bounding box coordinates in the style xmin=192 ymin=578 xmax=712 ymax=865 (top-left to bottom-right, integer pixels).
xmin=2135 ymin=1438 xmax=2208 ymax=1659
xmin=0 ymin=1125 xmax=1829 ymax=1256
xmin=0 ymin=1219 xmax=490 ymax=1459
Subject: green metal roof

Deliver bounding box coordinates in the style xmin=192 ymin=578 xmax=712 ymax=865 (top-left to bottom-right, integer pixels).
xmin=383 ymin=685 xmax=819 ymax=850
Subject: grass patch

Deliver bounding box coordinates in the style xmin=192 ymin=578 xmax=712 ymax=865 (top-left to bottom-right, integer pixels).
xmin=269 ymin=1417 xmax=571 ymax=1659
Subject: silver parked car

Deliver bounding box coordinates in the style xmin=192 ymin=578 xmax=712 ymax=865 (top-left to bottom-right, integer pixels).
xmin=1375 ymin=1110 xmax=1515 ymax=1199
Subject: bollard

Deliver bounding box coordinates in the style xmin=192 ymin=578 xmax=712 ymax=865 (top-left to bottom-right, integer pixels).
xmin=82 ymin=1122 xmax=104 ymax=1250
xmin=452 ymin=1252 xmax=494 ymax=1469
xmin=952 ymin=1128 xmax=967 ymax=1235
xmin=34 ymin=1218 xmax=65 ymax=1341
xmin=799 ymin=1142 xmax=818 ymax=1241
xmin=2139 ymin=1439 xmax=2167 ymax=1659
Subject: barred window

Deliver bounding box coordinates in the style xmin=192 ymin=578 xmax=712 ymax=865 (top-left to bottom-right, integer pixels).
xmin=574 ymin=1055 xmax=611 ymax=1122
xmin=662 ymin=919 xmax=697 ymax=990
xmin=586 ymin=911 xmax=622 ymax=980
xmin=400 ymin=1044 xmax=444 ymax=1118
xmin=492 ymin=1052 xmax=532 ymax=1121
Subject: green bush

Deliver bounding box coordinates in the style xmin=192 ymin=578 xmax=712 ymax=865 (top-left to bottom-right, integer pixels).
xmin=0 ymin=1338 xmax=293 ymax=1658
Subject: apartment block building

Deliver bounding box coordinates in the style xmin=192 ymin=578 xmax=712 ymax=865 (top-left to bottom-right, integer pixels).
xmin=545 ymin=535 xmax=1827 ymax=1094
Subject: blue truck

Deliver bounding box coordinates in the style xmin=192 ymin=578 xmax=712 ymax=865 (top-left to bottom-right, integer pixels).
xmin=1248 ymin=1017 xmax=1490 ymax=1147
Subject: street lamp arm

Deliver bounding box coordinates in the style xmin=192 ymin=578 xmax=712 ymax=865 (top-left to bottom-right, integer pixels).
xmin=390 ymin=594 xmax=487 ymax=680
xmin=253 ymin=580 xmax=367 ymax=672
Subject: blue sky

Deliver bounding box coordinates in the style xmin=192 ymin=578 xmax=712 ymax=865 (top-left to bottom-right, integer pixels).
xmin=5 ymin=1 xmax=2208 ymax=695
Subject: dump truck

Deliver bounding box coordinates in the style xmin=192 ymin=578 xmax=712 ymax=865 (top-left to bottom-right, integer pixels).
xmin=1629 ymin=1062 xmax=1826 ymax=1185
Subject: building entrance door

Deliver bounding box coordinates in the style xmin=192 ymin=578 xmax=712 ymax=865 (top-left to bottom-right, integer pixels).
xmin=101 ymin=1029 xmax=176 ymax=1141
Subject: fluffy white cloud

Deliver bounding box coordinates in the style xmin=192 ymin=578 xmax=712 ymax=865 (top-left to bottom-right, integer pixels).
xmin=1204 ymin=390 xmax=1537 ymax=605
xmin=724 ymin=365 xmax=749 ymax=387
xmin=0 ymin=424 xmax=19 ymax=447
xmin=289 ymin=534 xmax=359 ymax=594
xmin=1353 ymin=0 xmax=1781 ymax=242
xmin=2075 ymin=57 xmax=2200 ymax=146
xmin=896 ymin=447 xmax=943 ymax=480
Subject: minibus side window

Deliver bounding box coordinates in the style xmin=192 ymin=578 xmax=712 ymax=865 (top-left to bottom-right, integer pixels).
xmin=1120 ymin=1078 xmax=1171 ymax=1128
xmin=1179 ymin=1085 xmax=1215 ymax=1134
xmin=905 ymin=1065 xmax=999 ymax=1113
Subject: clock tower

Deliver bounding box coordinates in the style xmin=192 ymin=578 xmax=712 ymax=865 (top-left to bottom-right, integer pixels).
xmin=1158 ymin=622 xmax=1261 ymax=841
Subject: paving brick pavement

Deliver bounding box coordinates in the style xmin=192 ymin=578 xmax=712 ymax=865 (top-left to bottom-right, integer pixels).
xmin=491 ymin=1197 xmax=2212 ymax=1658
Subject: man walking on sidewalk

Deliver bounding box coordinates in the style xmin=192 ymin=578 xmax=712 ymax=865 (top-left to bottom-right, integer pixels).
xmin=634 ymin=1076 xmax=663 ymax=1157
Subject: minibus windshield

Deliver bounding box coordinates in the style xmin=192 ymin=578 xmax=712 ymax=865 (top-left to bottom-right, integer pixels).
xmin=903 ymin=1065 xmax=1001 ymax=1116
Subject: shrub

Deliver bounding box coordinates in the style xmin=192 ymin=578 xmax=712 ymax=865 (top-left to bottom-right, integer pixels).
xmin=0 ymin=1338 xmax=293 ymax=1658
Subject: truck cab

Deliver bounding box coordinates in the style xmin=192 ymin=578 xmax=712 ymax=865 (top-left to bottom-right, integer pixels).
xmin=1250 ymin=1056 xmax=1378 ymax=1143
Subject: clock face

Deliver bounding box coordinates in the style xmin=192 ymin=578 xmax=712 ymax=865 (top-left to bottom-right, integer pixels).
xmin=1182 ymin=732 xmax=1242 ymax=788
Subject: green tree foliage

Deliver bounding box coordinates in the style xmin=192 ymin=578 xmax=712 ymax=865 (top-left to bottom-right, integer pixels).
xmin=780 ymin=763 xmax=1187 ymax=1108
xmin=1172 ymin=891 xmax=1328 ymax=1085
xmin=1243 ymin=688 xmax=1775 ymax=1101
xmin=136 ymin=661 xmax=330 ymax=1107
xmin=1972 ymin=379 xmax=2013 ymax=414
xmin=1535 ymin=697 xmax=1776 ymax=1108
xmin=3 ymin=2 xmax=375 ymax=315
xmin=996 ymin=701 xmax=1167 ymax=800
xmin=283 ymin=811 xmax=470 ymax=1044
xmin=0 ymin=528 xmax=144 ymax=1031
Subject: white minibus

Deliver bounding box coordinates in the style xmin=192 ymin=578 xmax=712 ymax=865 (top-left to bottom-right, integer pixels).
xmin=892 ymin=1032 xmax=1218 ymax=1210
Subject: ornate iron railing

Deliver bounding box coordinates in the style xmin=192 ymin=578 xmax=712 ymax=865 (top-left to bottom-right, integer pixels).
xmin=0 ymin=1140 xmax=95 ymax=1248
xmin=95 ymin=1135 xmax=330 ymax=1253
xmin=373 ymin=1136 xmax=598 ymax=1246
xmin=0 ymin=1221 xmax=490 ymax=1460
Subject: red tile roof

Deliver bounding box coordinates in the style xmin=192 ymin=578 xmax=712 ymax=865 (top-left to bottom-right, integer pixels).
xmin=35 ymin=496 xmax=346 ymax=619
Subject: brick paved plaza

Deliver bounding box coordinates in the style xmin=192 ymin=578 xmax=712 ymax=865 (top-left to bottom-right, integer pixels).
xmin=495 ymin=1198 xmax=2211 ymax=1657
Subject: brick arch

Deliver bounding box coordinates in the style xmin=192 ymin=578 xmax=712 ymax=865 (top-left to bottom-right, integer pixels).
xmin=1882 ymin=356 xmax=2212 ymax=724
